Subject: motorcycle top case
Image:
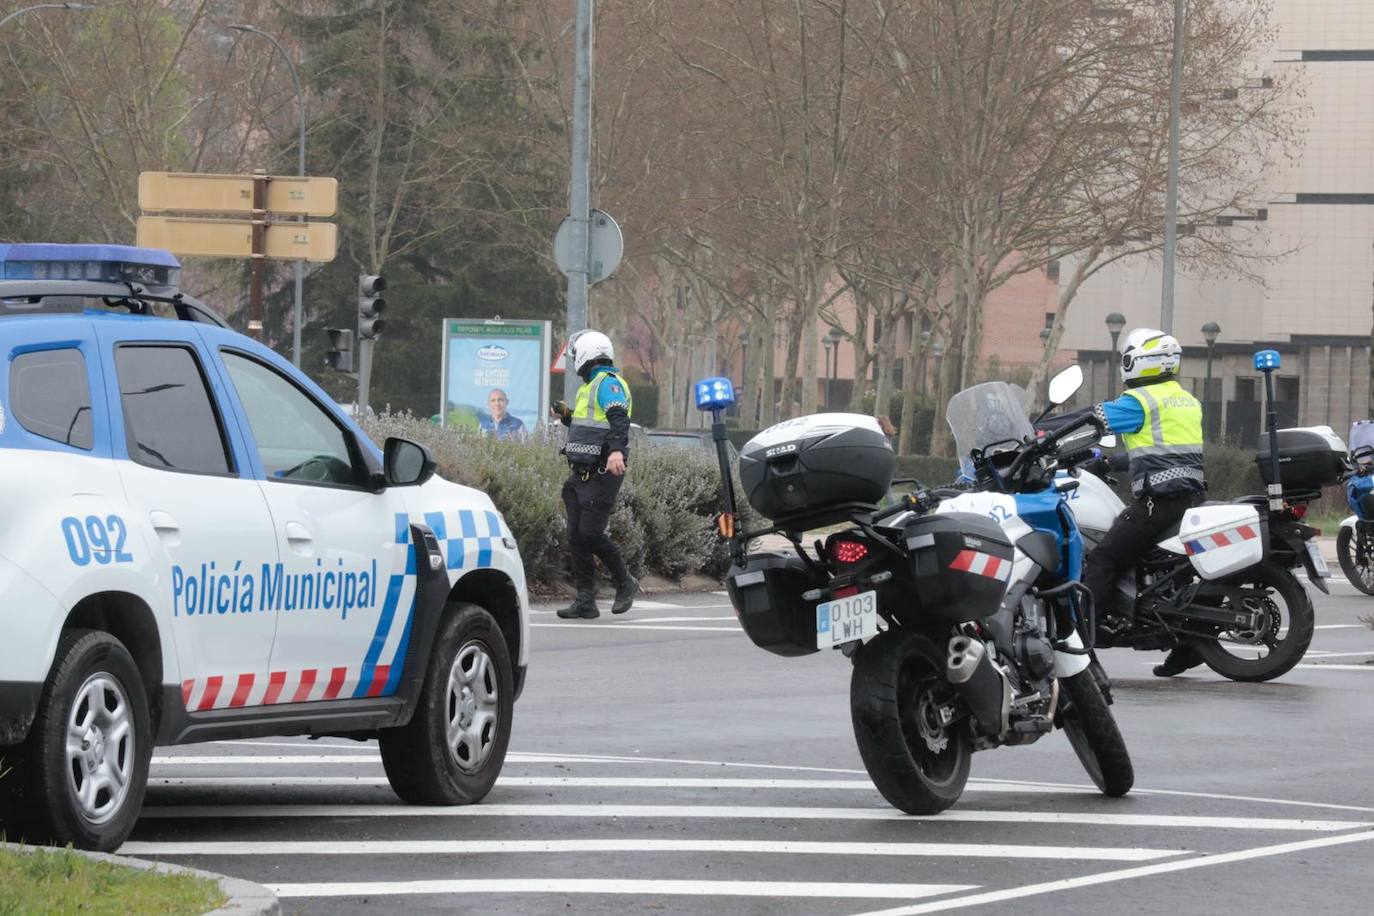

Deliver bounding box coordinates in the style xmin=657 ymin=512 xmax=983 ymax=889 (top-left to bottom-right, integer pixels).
xmin=1178 ymin=504 xmax=1264 ymax=579
xmin=1255 ymin=426 xmax=1347 ymax=498
xmin=725 ymin=551 xmax=827 ymax=657
xmin=739 ymin=414 xmax=895 ymax=520
xmin=896 ymin=512 xmax=1014 ymax=624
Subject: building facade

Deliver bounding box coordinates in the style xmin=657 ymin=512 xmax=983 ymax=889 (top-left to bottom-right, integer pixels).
xmin=1061 ymin=0 xmax=1373 ymax=446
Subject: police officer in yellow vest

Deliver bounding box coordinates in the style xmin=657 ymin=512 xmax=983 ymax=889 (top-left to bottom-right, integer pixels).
xmin=551 ymin=329 xmax=638 ymax=619
xmin=1085 ymin=327 xmax=1207 ymax=677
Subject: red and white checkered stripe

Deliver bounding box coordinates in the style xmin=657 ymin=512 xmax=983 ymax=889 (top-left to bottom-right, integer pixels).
xmin=1184 ymin=523 xmax=1259 ymax=557
xmin=949 ymin=549 xmax=1012 ymax=582
xmin=180 ymin=665 xmax=393 ymax=713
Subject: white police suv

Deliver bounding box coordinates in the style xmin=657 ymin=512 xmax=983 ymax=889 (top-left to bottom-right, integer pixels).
xmin=0 ymin=244 xmax=530 ymax=851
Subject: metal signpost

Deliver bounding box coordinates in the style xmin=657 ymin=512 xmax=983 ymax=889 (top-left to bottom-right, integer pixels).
xmin=136 ymin=170 xmax=337 ymax=344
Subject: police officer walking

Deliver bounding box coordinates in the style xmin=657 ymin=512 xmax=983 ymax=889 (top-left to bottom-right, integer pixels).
xmin=1084 ymin=328 xmax=1207 ymax=677
xmin=552 ymin=329 xmax=639 ymax=619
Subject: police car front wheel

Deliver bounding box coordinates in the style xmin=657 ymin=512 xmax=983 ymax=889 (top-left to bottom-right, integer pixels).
xmin=6 ymin=630 xmax=152 ymax=852
xmin=379 ymin=603 xmax=514 ymax=805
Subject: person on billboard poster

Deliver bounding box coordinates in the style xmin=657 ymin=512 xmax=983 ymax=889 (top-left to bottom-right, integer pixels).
xmin=477 ymin=388 xmax=527 ymax=440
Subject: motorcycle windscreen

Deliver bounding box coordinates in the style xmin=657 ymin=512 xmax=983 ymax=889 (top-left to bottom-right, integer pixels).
xmin=947 ymin=381 xmax=1034 ymax=476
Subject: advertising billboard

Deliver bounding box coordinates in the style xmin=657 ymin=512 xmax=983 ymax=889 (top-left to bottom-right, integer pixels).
xmin=439 ymin=319 xmax=552 ymax=439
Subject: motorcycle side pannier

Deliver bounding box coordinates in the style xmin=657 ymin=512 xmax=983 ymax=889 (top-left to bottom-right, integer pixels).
xmin=1255 ymin=426 xmax=1347 ymax=498
xmin=725 ymin=552 xmax=826 ymax=657
xmin=739 ymin=414 xmax=894 ymax=520
xmin=894 ymin=512 xmax=1014 ymax=625
xmin=1179 ymin=504 xmax=1264 ymax=579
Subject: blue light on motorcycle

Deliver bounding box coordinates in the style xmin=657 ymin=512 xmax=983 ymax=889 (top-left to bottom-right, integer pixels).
xmin=1253 ymin=349 xmax=1281 ymax=371
xmin=694 ymin=376 xmax=737 ymax=411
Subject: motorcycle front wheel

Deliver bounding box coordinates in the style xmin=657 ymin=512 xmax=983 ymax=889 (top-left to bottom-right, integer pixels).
xmin=1056 ymin=669 xmax=1133 ymax=798
xmin=1197 ymin=560 xmax=1314 ymax=682
xmin=1337 ymin=524 xmax=1374 ymax=595
xmin=850 ymin=628 xmax=971 ymax=815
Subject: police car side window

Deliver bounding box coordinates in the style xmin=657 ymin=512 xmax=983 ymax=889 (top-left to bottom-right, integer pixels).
xmin=115 ymin=345 xmax=232 ymax=475
xmin=9 ymin=348 xmax=94 ymax=450
xmin=221 ymin=352 xmax=359 ymax=487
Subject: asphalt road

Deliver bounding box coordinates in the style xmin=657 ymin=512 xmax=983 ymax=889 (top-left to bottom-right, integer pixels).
xmin=124 ymin=577 xmax=1374 ymax=915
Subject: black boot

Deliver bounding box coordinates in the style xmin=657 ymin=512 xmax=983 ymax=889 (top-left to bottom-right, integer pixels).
xmin=1153 ymin=641 xmax=1203 ymax=677
xmin=557 ymin=585 xmax=600 ymax=620
xmin=611 ymin=574 xmax=639 ymax=615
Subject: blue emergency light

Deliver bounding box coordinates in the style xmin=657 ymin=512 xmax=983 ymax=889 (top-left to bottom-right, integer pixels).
xmin=694 ymin=376 xmax=736 ymax=411
xmin=0 ymin=243 xmax=181 ymax=289
xmin=1253 ymin=349 xmax=1280 ymax=371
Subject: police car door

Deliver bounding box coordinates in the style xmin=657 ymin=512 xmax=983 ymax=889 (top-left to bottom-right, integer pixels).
xmin=100 ymin=328 xmax=280 ymax=713
xmin=213 ymin=348 xmax=409 ymax=702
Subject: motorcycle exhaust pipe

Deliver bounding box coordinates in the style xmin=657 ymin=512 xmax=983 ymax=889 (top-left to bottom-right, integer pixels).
xmin=947 ymin=636 xmax=1011 ymax=737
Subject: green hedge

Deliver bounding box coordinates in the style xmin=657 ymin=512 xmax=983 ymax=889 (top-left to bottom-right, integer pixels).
xmin=361 ymin=414 xmax=731 ymax=586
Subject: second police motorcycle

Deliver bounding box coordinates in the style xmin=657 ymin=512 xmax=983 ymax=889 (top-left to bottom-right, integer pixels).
xmin=696 ymin=367 xmax=1132 ymax=814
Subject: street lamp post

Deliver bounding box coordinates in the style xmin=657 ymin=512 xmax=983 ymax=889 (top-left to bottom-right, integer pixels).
xmin=0 ymin=2 xmax=88 ymax=29
xmin=1040 ymin=326 xmax=1054 ymax=405
xmin=823 ymin=327 xmax=844 ymax=411
xmin=1105 ymin=312 xmax=1127 ymax=400
xmin=228 ymin=24 xmax=307 ymax=368
xmin=1161 ymin=0 xmax=1186 ymax=334
xmin=822 ymin=332 xmax=836 ymax=411
xmin=1202 ymin=320 xmax=1220 ymax=437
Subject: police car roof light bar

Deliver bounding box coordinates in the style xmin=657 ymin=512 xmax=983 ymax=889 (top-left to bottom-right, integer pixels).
xmin=0 ymin=243 xmax=181 ymax=289
xmin=1254 ymin=349 xmax=1284 ymax=511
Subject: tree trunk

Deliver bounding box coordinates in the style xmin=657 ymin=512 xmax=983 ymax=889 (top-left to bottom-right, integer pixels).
xmin=848 ymin=297 xmax=872 ymax=412
xmin=873 ymin=307 xmax=899 ymax=423
xmin=761 ymin=295 xmax=778 ymax=427
xmin=897 ymin=318 xmax=926 ymax=454
xmin=801 ymin=303 xmax=819 ymax=415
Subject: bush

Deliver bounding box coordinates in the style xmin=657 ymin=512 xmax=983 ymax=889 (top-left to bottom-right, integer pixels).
xmin=360 ymin=414 xmax=730 ymax=586
xmin=894 ymin=455 xmax=962 ymax=487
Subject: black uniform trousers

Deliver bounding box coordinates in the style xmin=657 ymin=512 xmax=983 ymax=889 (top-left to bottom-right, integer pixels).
xmin=1084 ymin=491 xmax=1202 ymax=619
xmin=561 ymin=466 xmax=630 ymax=592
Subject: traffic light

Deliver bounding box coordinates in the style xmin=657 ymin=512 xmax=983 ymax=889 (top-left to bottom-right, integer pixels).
xmin=358 ymin=274 xmax=387 ymax=340
xmin=325 ymin=327 xmax=354 ymax=373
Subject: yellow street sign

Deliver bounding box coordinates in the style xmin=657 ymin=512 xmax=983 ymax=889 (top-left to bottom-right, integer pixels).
xmin=136 ymin=216 xmax=338 ymax=263
xmin=138 ymin=172 xmax=339 ymax=218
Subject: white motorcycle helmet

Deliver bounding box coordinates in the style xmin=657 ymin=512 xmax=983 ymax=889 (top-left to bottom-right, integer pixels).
xmin=568 ymin=329 xmax=615 ymax=376
xmin=1119 ymin=327 xmax=1182 ymax=384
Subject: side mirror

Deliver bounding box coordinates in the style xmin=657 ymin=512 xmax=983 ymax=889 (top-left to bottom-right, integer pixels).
xmin=1047 ymin=365 xmax=1084 ymax=406
xmin=384 ymin=437 xmax=436 ymax=487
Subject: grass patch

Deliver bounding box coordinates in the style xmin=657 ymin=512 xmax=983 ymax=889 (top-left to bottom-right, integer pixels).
xmin=0 ymin=845 xmax=226 ymax=916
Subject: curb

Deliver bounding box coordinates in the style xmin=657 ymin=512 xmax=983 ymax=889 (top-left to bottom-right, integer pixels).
xmin=2 ymin=843 xmax=279 ymax=915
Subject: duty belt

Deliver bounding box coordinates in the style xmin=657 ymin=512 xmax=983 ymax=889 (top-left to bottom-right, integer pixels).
xmin=1132 ymin=466 xmax=1205 ymax=496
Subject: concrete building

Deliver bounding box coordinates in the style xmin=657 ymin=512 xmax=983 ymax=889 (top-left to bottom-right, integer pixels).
xmin=1061 ymin=0 xmax=1373 ymax=447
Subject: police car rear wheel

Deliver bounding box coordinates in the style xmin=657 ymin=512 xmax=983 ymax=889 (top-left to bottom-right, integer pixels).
xmin=379 ymin=604 xmax=513 ymax=805
xmin=13 ymin=630 xmax=151 ymax=852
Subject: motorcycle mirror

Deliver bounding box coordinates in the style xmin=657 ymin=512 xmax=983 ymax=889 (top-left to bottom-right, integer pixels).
xmin=1047 ymin=365 xmax=1084 ymax=407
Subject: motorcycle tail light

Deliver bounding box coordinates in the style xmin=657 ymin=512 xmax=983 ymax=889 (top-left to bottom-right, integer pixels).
xmin=831 ymin=539 xmax=869 ymax=565
xmin=1289 ymin=503 xmax=1307 ymax=520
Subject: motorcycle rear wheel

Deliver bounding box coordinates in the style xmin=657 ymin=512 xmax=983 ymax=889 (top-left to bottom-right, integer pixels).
xmin=1196 ymin=560 xmax=1314 ymax=682
xmin=1057 ymin=670 xmax=1133 ymax=798
xmin=1337 ymin=525 xmax=1374 ymax=595
xmin=850 ymin=629 xmax=971 ymax=815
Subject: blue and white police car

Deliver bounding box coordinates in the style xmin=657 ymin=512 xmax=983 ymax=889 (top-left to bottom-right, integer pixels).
xmin=0 ymin=244 xmax=530 ymax=851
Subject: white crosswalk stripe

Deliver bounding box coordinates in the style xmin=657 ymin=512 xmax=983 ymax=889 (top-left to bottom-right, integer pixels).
xmin=129 ymin=747 xmax=1373 ymax=913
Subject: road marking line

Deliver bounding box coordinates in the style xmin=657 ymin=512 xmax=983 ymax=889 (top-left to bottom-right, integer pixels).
xmin=1314 ymin=624 xmax=1366 ymax=630
xmin=1295 ymin=663 xmax=1374 ymax=671
xmin=623 ymin=616 xmax=738 ymax=623
xmin=268 ymin=878 xmax=977 ymax=901
xmin=137 ymin=803 xmax=1370 ymax=831
xmin=145 ymin=775 xmax=1082 ymax=792
xmin=118 ymin=838 xmax=1186 ymax=862
xmin=152 ymin=755 xmax=614 ymax=767
xmin=845 ymin=828 xmax=1374 ymax=916
xmin=1302 ymin=651 xmax=1374 ymax=660
xmin=531 ymin=623 xmax=740 ymax=633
